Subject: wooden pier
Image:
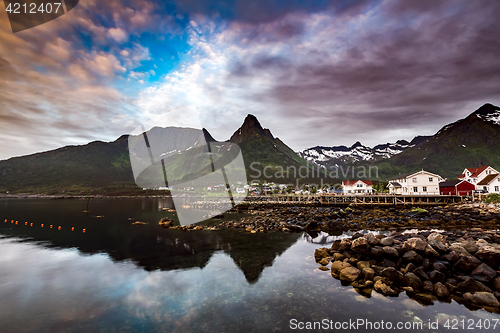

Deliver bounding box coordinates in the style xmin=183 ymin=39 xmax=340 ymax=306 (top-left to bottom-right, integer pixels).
xmin=242 ymin=194 xmax=464 ymax=207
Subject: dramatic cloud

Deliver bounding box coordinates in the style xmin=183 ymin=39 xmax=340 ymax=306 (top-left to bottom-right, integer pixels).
xmin=1 ymin=0 xmax=500 ymax=159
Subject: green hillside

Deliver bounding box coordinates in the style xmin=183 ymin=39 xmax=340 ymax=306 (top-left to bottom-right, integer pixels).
xmin=371 ymin=104 xmax=500 ymax=180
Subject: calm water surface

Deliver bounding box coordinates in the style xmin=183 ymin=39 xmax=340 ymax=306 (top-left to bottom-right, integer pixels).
xmin=0 ymin=198 xmax=498 ymax=332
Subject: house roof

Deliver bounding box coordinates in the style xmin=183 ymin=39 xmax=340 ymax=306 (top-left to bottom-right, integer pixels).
xmin=342 ymin=180 xmax=374 ymax=186
xmin=388 ymin=170 xmax=444 ymax=181
xmin=459 ymin=166 xmax=489 ymax=179
xmin=478 ymin=173 xmax=499 ymax=185
xmin=389 ymin=182 xmax=402 ymax=187
xmin=388 ymin=172 xmax=416 ymax=180
xmin=439 ymin=180 xmax=460 ymax=187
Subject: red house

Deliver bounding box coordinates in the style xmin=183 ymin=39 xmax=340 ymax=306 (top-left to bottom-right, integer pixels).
xmin=439 ymin=180 xmax=475 ymax=196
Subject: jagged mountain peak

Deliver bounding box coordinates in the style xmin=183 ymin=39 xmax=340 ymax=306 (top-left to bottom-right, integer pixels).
xmin=229 ymin=114 xmax=274 ymax=144
xmin=471 ymin=103 xmax=500 ymax=125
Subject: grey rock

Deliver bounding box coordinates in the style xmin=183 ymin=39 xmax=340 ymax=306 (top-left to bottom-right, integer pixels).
xmin=381 ymin=267 xmax=399 ymax=281
xmin=403 ymin=238 xmax=427 ymax=252
xmin=339 ymin=267 xmax=361 ymax=282
xmin=404 ymin=272 xmax=423 ymax=290
xmin=471 ymin=263 xmax=497 ymax=283
xmin=454 ymin=256 xmax=482 ymax=272
xmin=383 ymin=246 xmax=399 ymax=258
xmin=434 ymin=282 xmax=450 ymax=298
xmin=403 ymin=250 xmax=423 ymax=263
xmin=463 ymin=292 xmax=500 ymax=307
xmin=351 ymin=237 xmax=370 ymax=254
xmin=380 ymin=237 xmax=394 ymax=246
xmin=428 ymin=270 xmax=446 ymax=284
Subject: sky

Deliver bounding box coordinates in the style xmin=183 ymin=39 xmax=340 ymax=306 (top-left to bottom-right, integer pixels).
xmin=1 ymin=0 xmax=500 ymax=160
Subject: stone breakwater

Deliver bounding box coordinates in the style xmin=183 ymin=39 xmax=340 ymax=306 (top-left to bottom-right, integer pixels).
xmin=159 ymin=203 xmax=500 ymax=233
xmin=315 ymin=229 xmax=500 ymax=312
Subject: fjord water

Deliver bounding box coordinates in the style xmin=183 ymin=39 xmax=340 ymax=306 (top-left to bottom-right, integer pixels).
xmin=0 ymin=199 xmax=498 ymax=332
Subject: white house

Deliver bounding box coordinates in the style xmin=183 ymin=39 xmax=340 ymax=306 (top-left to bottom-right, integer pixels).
xmin=342 ymin=180 xmax=374 ymax=194
xmin=388 ymin=170 xmax=445 ymax=195
xmin=477 ymin=173 xmax=500 ymax=193
xmin=457 ymin=166 xmax=499 ymax=187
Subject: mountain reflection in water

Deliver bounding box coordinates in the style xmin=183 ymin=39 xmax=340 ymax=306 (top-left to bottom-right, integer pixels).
xmin=0 ymin=198 xmax=300 ymax=283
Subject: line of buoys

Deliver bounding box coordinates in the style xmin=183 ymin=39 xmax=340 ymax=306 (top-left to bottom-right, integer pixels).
xmin=5 ymin=218 xmax=87 ymax=233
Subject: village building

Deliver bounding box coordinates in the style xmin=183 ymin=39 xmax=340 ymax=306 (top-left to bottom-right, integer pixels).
xmin=388 ymin=170 xmax=444 ymax=195
xmin=439 ymin=180 xmax=476 ymax=196
xmin=341 ymin=180 xmax=375 ymax=194
xmin=457 ymin=166 xmax=499 ymax=186
xmin=477 ymin=173 xmax=500 ymax=193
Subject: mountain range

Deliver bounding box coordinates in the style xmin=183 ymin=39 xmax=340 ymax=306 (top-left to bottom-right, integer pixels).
xmin=0 ymin=103 xmax=499 ymax=194
xmin=298 ymin=136 xmax=430 ymax=167
xmin=298 ymin=103 xmax=500 ymax=180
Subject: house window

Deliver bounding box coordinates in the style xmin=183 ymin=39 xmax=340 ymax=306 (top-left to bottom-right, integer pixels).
xmin=495 ymin=186 xmax=499 ymax=192
xmin=412 ymin=178 xmax=417 ymax=183
xmin=413 ymin=187 xmax=418 ymax=192
xmin=484 ymin=186 xmax=488 ymax=191
xmin=423 ymin=186 xmax=427 ymax=192
xmin=357 ymin=184 xmax=363 ymax=187
xmin=429 ymin=177 xmax=433 ymax=182
xmin=404 ymin=187 xmax=407 ymax=192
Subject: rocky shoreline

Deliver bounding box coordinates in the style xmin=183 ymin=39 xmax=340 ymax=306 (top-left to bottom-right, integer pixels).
xmin=158 ymin=203 xmax=500 ymax=233
xmin=315 ymin=229 xmax=500 ymax=312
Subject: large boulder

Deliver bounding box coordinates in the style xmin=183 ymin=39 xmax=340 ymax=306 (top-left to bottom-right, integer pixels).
xmin=428 ymin=270 xmax=446 ymax=284
xmin=492 ymin=278 xmax=500 ymax=291
xmin=351 ymin=237 xmax=370 ymax=254
xmin=383 ymin=246 xmax=399 ymax=258
xmin=381 ymin=267 xmax=399 ymax=281
xmin=434 ymin=282 xmax=450 ymax=298
xmin=454 ymin=256 xmax=482 ymax=272
xmin=314 ymin=248 xmax=330 ymax=262
xmin=429 ymin=239 xmax=448 ymax=253
xmin=428 ymin=232 xmax=446 ymax=243
xmin=364 ymin=233 xmax=379 ymax=246
xmin=448 ymin=245 xmax=471 ymax=257
xmin=463 ymin=292 xmax=500 ymax=307
xmin=404 ymin=272 xmax=423 ymax=290
xmin=319 ymin=257 xmax=331 ymax=266
xmin=370 ymin=247 xmax=385 ymax=260
xmin=374 ymin=280 xmax=398 ymax=296
xmin=403 ymin=250 xmax=423 ymax=263
xmin=457 ymin=277 xmax=492 ymax=293
xmin=475 ymin=246 xmax=500 ymax=264
xmin=380 ymin=237 xmax=394 ymax=246
xmin=362 ymin=267 xmax=375 ymax=280
xmin=339 ymin=238 xmax=352 ymax=250
xmin=425 ymin=245 xmax=440 ymax=258
xmin=339 ymin=267 xmax=361 ymax=282
xmin=471 ymin=263 xmax=497 ymax=283
xmin=357 ymin=261 xmax=370 ymax=270
xmin=403 ymin=238 xmax=427 ymax=252
xmin=331 ymin=261 xmax=352 ymax=273
xmin=454 ymin=241 xmax=478 ymax=254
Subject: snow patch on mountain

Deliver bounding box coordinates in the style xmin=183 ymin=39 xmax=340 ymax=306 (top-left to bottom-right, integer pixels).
xmin=476 ymin=111 xmax=500 ymax=125
xmin=298 ymin=140 xmax=414 ymax=165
